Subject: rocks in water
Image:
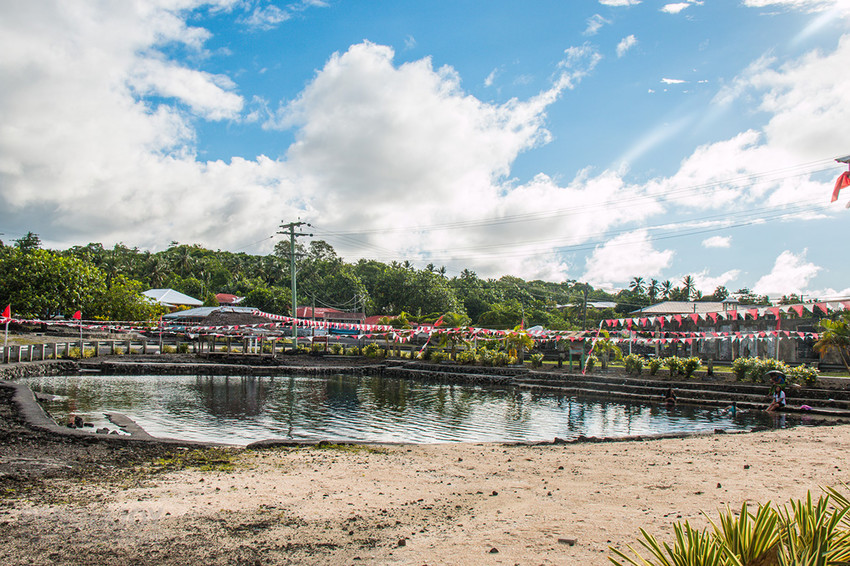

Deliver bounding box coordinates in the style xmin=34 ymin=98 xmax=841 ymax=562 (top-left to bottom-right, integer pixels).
xmin=96 ymin=428 xmax=110 ymax=435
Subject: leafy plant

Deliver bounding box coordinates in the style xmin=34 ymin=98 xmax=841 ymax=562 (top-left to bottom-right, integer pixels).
xmin=664 ymin=356 xmax=681 ymax=378
xmin=814 ymin=313 xmax=850 ymax=375
xmin=330 ymin=343 xmax=343 ymax=355
xmin=161 ymin=345 xmax=176 ymax=354
xmin=681 ymin=357 xmax=701 ymax=379
xmin=530 ymin=352 xmax=545 ymax=368
xmin=787 ymin=363 xmax=819 ymax=386
xmin=648 ymin=358 xmax=663 ymax=376
xmin=624 ymin=353 xmax=645 ymax=375
xmin=585 ymin=353 xmax=598 ymax=372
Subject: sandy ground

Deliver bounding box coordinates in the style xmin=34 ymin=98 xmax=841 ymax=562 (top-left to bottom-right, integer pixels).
xmin=0 ymin=424 xmax=848 ymax=565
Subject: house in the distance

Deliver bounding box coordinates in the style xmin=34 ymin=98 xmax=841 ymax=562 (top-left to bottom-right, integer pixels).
xmin=215 ymin=293 xmax=244 ymax=307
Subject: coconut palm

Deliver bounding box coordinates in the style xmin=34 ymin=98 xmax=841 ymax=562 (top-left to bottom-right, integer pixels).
xmin=629 ymin=276 xmax=646 ymax=295
xmin=814 ymin=313 xmax=850 ymax=374
xmin=661 ymin=280 xmax=673 ymax=300
xmin=682 ymin=275 xmax=696 ymax=300
xmin=648 ymin=279 xmax=660 ymax=303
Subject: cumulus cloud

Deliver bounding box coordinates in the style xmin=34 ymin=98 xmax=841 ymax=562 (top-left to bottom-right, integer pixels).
xmin=582 ymin=230 xmax=674 ymax=289
xmin=599 ymin=0 xmax=641 ymax=5
xmin=753 ymin=250 xmax=821 ymax=295
xmin=702 ymin=236 xmax=732 ymax=248
xmin=617 ymin=35 xmax=638 ymax=57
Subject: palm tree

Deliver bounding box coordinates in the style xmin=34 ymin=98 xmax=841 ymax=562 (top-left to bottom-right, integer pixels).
xmin=814 ymin=314 xmax=850 ymax=374
xmin=648 ymin=279 xmax=660 ymax=303
xmin=681 ymin=275 xmax=696 ymax=300
xmin=629 ymin=276 xmax=646 ymax=295
xmin=661 ymin=280 xmax=673 ymax=300
xmin=436 ymin=312 xmax=472 ymax=360
xmin=593 ymin=329 xmax=622 ymax=371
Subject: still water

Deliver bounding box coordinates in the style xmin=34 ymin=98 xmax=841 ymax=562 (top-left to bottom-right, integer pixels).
xmin=20 ymin=374 xmax=795 ymax=445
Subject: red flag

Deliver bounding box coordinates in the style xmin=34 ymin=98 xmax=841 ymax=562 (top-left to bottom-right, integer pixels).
xmin=433 ymin=315 xmax=444 ymax=327
xmin=1 ymin=305 xmax=9 ymax=320
xmin=832 ymin=171 xmax=850 ymax=202
xmin=72 ymin=310 xmax=82 ymax=320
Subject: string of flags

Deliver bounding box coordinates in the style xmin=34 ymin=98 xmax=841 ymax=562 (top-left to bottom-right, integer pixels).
xmin=0 ymin=298 xmax=839 ymax=347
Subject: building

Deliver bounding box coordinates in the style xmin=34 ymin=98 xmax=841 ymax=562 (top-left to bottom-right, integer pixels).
xmin=215 ymin=293 xmax=244 ymax=307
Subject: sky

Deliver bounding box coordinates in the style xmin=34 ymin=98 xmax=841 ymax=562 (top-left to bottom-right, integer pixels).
xmin=1 ymin=0 xmax=849 ymax=301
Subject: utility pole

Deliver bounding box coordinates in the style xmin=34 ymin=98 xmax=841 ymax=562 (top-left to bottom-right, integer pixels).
xmin=278 ymin=220 xmax=311 ymax=352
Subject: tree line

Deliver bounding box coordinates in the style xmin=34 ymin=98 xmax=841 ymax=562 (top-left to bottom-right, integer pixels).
xmin=0 ymin=231 xmax=778 ymax=327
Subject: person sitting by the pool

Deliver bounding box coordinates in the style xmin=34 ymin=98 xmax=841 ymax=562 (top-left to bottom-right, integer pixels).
xmin=766 ymin=386 xmax=786 ymax=412
xmin=663 ymin=387 xmax=677 ymax=405
xmin=721 ymin=401 xmax=738 ymax=416
xmin=766 ymin=370 xmax=786 ymax=392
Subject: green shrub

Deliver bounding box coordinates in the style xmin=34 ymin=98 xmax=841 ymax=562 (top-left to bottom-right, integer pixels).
xmin=647 ymin=358 xmax=663 ymax=376
xmin=681 ymin=356 xmax=701 ymax=378
xmin=623 ymin=353 xmax=645 ymax=375
xmin=731 ymin=357 xmax=752 ymax=381
xmin=363 ymin=342 xmax=383 ymax=358
xmin=456 ymin=350 xmax=476 ymax=365
xmin=345 ymin=346 xmax=361 ymax=356
xmin=493 ymin=351 xmax=511 ymax=367
xmin=161 ymin=345 xmax=176 ymax=354
xmin=114 ymin=347 xmax=125 ymax=356
xmin=178 ymin=343 xmax=189 ymax=354
xmin=585 ymin=354 xmax=597 ymax=372
xmin=610 ymin=489 xmax=850 ymax=566
xmin=788 ymin=363 xmax=819 ymax=386
xmin=530 ymin=353 xmax=545 ymax=368
xmin=664 ymin=356 xmax=681 ymax=377
xmin=476 ymin=348 xmax=494 ymax=367
xmin=431 ymin=351 xmax=449 ymax=363
xmin=330 ymin=344 xmax=343 ymax=355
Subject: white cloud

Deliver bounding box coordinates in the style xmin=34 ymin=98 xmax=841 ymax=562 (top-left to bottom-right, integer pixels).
xmin=743 ymin=0 xmax=846 ymax=12
xmin=702 ymin=236 xmax=732 ymax=248
xmin=484 ymin=68 xmax=499 ymax=87
xmin=661 ymin=77 xmax=687 ymax=84
xmin=584 ymin=14 xmax=610 ymax=36
xmin=661 ymin=3 xmax=692 ymax=14
xmin=582 ymin=230 xmax=674 ymax=288
xmin=617 ymin=35 xmax=638 ymax=57
xmin=693 ymin=269 xmax=741 ymax=293
xmin=238 ymin=4 xmax=290 ymax=30
xmin=753 ymin=250 xmax=822 ymax=295
xmin=599 ymin=0 xmax=641 ymax=5
xmin=404 ymin=35 xmax=416 ymax=50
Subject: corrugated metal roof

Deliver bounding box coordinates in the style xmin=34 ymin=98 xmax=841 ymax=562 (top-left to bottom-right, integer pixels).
xmin=631 ymin=301 xmax=752 ymax=315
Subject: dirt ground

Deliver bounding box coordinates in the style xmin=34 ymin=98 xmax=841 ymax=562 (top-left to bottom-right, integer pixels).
xmin=2 ymin=373 xmax=850 ymax=566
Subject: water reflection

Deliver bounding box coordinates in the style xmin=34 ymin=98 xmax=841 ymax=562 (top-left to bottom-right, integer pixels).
xmin=20 ymin=374 xmax=800 ymax=445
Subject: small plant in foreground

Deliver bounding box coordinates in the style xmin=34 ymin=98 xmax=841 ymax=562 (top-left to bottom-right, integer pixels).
xmin=530 ymin=353 xmax=544 ymax=368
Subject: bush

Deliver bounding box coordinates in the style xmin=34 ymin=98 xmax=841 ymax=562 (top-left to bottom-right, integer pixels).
xmin=623 ymin=353 xmax=644 ymax=375
xmin=476 ymin=348 xmax=494 ymax=367
xmin=431 ymin=351 xmax=449 ymax=363
xmin=178 ymin=343 xmax=189 ymax=354
xmin=345 ymin=346 xmax=361 ymax=356
xmin=788 ymin=363 xmax=819 ymax=386
xmin=585 ymin=354 xmax=598 ymax=372
xmin=363 ymin=342 xmax=384 ymax=358
xmin=114 ymin=347 xmax=125 ymax=356
xmin=647 ymin=358 xmax=663 ymax=376
xmin=530 ymin=353 xmax=545 ymax=368
xmin=161 ymin=345 xmax=176 ymax=354
xmin=330 ymin=343 xmax=343 ymax=355
xmin=733 ymin=357 xmax=790 ymax=383
xmin=681 ymin=356 xmax=701 ymax=378
xmin=664 ymin=356 xmax=681 ymax=377
xmin=493 ymin=351 xmax=511 ymax=367
xmin=456 ymin=350 xmax=476 ymax=365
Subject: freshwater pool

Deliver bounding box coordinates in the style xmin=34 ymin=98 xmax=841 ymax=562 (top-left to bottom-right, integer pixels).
xmin=20 ymin=373 xmax=796 ymax=445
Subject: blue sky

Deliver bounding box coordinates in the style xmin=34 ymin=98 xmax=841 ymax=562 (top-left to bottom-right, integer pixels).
xmin=1 ymin=0 xmax=848 ymax=300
